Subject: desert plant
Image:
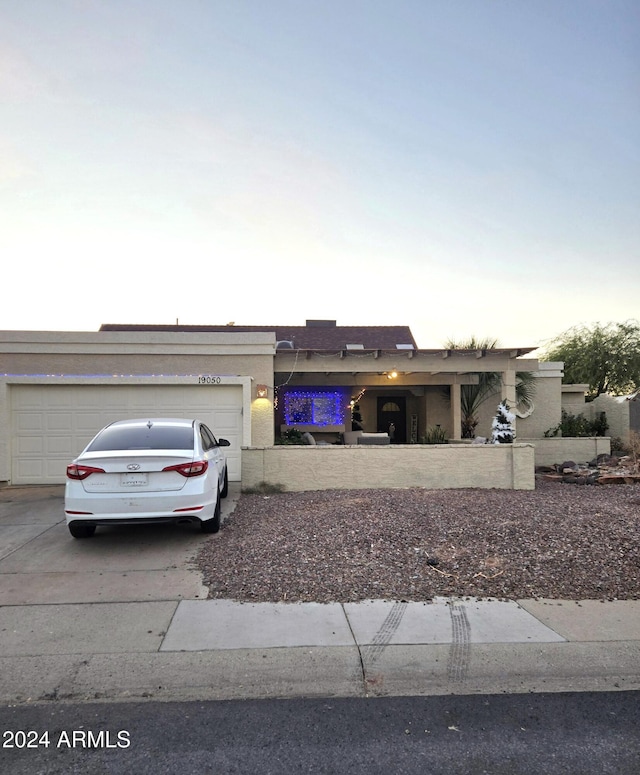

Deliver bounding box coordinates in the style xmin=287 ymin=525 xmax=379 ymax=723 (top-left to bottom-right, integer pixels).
xmin=241 ymin=481 xmax=286 ymax=494
xmin=275 ymin=428 xmax=305 ymax=445
xmin=627 ymin=431 xmax=640 ymax=467
xmin=421 ymin=426 xmax=448 ymax=444
xmin=544 ymin=410 xmax=609 ymax=438
xmin=445 ymin=337 xmax=537 ymax=438
xmin=590 ymin=411 xmax=609 ymax=436
xmin=610 ymin=436 xmax=625 ymax=454
xmin=541 ymin=320 xmax=640 ymax=400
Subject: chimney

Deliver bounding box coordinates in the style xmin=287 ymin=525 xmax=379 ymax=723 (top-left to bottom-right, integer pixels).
xmin=306 ymin=320 xmax=337 ymax=327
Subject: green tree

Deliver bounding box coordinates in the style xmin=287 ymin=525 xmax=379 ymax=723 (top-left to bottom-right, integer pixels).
xmin=445 ymin=337 xmax=537 ymax=438
xmin=541 ymin=320 xmax=640 ymax=400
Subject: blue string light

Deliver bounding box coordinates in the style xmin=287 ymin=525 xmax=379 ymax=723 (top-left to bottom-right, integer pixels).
xmin=283 ymin=390 xmax=345 ymax=426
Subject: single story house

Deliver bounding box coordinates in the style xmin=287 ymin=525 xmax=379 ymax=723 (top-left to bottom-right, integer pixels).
xmin=0 ymin=320 xmax=608 ymax=490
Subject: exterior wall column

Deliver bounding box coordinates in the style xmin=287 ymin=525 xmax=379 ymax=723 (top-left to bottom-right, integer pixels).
xmin=450 ymin=382 xmax=461 ymax=440
xmin=502 ymin=369 xmax=517 ymax=436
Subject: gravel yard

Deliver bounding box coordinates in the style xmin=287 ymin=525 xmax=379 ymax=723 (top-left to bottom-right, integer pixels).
xmin=196 ymin=479 xmax=640 ymax=602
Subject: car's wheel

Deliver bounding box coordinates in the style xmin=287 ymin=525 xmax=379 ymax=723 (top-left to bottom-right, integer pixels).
xmin=221 ymin=467 xmax=229 ymax=498
xmin=68 ymin=523 xmax=96 ymax=539
xmin=201 ymin=494 xmax=221 ymax=533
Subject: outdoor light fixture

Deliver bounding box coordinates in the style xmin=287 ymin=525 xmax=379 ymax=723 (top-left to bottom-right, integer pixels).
xmin=387 ymin=370 xmax=398 ymax=380
xmin=256 ymin=384 xmax=268 ymax=399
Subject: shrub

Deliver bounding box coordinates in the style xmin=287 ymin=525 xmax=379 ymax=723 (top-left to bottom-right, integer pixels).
xmin=610 ymin=436 xmax=625 ymax=453
xmin=590 ymin=411 xmax=609 ymax=436
xmin=275 ymin=428 xmax=305 ymax=445
xmin=544 ymin=410 xmax=609 ymax=437
xmin=626 ymin=430 xmax=640 ymax=465
xmin=421 ymin=426 xmax=448 ymax=444
xmin=241 ymin=481 xmax=286 ymax=494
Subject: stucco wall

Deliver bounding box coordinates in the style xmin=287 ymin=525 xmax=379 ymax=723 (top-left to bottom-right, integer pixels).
xmin=516 ymin=369 xmax=562 ymax=438
xmin=424 ymin=387 xmax=451 ymax=437
xmin=242 ymin=444 xmax=535 ymax=491
xmin=587 ymin=394 xmax=632 ymax=443
xmin=520 ymin=437 xmax=611 ymax=466
xmin=561 ymin=384 xmax=590 ymax=416
xmin=0 ymin=351 xmax=273 ymax=380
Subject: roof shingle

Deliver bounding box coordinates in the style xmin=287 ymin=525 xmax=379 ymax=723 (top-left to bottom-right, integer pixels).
xmin=99 ymin=323 xmax=418 ymax=350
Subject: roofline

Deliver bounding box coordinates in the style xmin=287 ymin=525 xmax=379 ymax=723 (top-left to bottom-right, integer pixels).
xmin=97 ymin=325 xmax=535 ymax=356
xmin=99 ymin=322 xmax=419 ymax=348
xmin=275 ymin=347 xmax=538 ymax=358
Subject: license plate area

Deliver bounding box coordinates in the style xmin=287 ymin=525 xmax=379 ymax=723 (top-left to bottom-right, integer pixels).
xmin=120 ymin=473 xmax=148 ymax=487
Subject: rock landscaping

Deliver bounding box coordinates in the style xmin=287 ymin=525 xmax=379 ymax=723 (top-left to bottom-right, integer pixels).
xmin=538 ymin=453 xmax=640 ymax=485
xmin=197 ymin=477 xmax=640 ymax=603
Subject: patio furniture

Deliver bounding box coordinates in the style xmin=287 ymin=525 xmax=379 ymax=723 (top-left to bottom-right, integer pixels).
xmin=343 ymin=430 xmax=390 ymax=445
xmin=357 ymin=433 xmax=390 ymax=445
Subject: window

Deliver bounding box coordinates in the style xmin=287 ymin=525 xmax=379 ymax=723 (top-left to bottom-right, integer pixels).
xmin=88 ymin=424 xmax=194 ymax=451
xmin=200 ymin=424 xmax=217 ymax=450
xmin=283 ymin=390 xmax=345 ymax=426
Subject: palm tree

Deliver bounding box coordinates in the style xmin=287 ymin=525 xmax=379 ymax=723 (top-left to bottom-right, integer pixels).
xmin=445 ymin=337 xmax=537 ymax=438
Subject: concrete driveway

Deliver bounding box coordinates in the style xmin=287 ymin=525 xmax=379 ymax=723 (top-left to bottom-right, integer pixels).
xmin=0 ymin=484 xmax=240 ymax=606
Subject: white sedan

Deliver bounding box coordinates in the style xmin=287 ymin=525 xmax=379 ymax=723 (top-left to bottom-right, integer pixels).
xmin=64 ymin=418 xmax=229 ymax=538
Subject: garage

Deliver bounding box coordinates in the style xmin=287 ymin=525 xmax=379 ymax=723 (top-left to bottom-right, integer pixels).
xmin=10 ymin=383 xmax=244 ymax=485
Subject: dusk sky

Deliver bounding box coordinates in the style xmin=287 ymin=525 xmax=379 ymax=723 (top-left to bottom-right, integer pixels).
xmin=1 ymin=0 xmax=638 ymax=350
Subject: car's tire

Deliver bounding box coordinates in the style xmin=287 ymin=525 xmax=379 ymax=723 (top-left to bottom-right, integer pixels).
xmin=201 ymin=494 xmax=221 ymax=533
xmin=68 ymin=523 xmax=96 ymax=539
xmin=221 ymin=467 xmax=229 ymax=498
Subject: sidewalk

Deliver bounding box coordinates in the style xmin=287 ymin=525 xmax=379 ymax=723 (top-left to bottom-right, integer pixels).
xmin=1 ymin=596 xmax=639 ymax=704
xmin=1 ymin=485 xmax=639 ymax=705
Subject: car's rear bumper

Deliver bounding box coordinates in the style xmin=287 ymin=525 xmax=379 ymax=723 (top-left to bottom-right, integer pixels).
xmin=66 ymin=514 xmax=206 ymax=527
xmin=64 ymin=488 xmax=217 ymax=524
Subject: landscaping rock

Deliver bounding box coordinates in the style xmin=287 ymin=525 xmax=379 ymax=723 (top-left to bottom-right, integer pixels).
xmin=541 ymin=473 xmax=564 ymax=482
xmin=540 ymin=454 xmax=639 ymax=486
xmin=597 ymin=474 xmax=640 ymax=485
xmin=196 ymin=479 xmax=640 ymax=602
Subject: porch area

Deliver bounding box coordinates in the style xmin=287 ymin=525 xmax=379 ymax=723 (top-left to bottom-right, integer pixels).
xmin=272 ymin=345 xmax=539 ymax=447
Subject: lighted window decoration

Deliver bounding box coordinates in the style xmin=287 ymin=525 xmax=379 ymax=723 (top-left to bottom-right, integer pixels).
xmin=283 ymin=390 xmax=345 ymax=427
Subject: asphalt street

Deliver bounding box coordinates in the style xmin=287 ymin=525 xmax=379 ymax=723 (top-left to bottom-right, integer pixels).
xmin=2 ymin=692 xmax=639 ymax=775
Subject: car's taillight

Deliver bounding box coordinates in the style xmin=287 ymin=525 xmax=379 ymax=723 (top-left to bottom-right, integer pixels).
xmin=66 ymin=464 xmax=106 ymax=480
xmin=162 ymin=460 xmax=209 ymax=477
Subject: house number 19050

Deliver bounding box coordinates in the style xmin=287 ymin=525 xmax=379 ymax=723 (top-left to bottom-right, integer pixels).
xmin=197 ymin=376 xmax=221 ymax=384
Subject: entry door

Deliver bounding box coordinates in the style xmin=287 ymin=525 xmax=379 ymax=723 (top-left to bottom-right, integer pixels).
xmin=377 ymin=397 xmax=406 ymax=443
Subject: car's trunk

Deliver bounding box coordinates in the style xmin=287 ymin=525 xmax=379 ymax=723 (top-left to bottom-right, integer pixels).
xmin=78 ymin=450 xmax=194 ymax=493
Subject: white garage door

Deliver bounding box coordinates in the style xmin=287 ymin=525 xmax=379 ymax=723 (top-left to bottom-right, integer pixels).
xmin=10 ymin=384 xmax=243 ymax=485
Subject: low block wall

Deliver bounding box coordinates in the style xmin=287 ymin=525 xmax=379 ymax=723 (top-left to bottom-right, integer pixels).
xmin=520 ymin=437 xmax=611 ymax=467
xmin=241 ymin=443 xmax=535 ymax=491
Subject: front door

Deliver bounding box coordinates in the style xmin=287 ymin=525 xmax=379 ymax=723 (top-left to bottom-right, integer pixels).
xmin=377 ymin=397 xmax=406 ymax=443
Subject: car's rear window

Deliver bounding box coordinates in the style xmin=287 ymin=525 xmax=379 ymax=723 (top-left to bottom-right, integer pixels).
xmin=87 ymin=424 xmax=194 ymax=451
